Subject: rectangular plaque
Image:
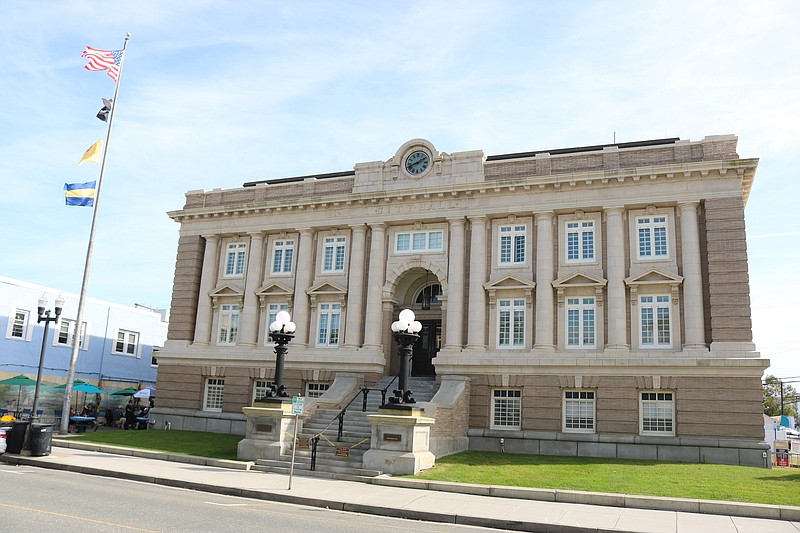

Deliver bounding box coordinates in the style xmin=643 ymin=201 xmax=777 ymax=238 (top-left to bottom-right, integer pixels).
xmin=335 ymin=446 xmax=350 ymax=458
xmin=383 ymin=433 xmax=402 ymax=442
xmin=255 ymin=423 xmax=273 ymax=433
xmin=298 ymin=438 xmax=310 ymax=449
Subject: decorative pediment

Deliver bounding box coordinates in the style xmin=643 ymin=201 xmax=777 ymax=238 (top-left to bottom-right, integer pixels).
xmin=483 ymin=274 xmax=535 ymax=291
xmin=483 ymin=275 xmax=535 ymax=309
xmin=307 ymin=281 xmax=348 ymax=308
xmin=256 ymin=283 xmax=294 ymax=298
xmin=624 ymin=268 xmax=683 ymax=287
xmin=552 ymin=271 xmax=607 ymax=289
xmin=552 ymin=271 xmax=608 ymax=307
xmin=256 ymin=283 xmax=294 ymax=308
xmin=208 ymin=284 xmax=244 ymax=307
xmin=625 ymin=268 xmax=684 ymax=305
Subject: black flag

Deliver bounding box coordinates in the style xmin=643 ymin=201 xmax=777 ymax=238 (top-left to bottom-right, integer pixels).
xmin=96 ymin=98 xmax=113 ymax=122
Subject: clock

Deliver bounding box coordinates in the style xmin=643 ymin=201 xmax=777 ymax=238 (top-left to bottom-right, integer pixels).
xmin=405 ymin=150 xmax=430 ymax=175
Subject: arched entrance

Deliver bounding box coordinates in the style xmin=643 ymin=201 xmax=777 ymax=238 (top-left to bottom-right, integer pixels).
xmin=411 ymin=282 xmax=442 ymax=377
xmin=389 ymin=266 xmax=443 ymax=378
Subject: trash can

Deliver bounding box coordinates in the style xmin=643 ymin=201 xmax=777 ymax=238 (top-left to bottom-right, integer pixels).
xmin=28 ymin=424 xmax=53 ymax=457
xmin=7 ymin=420 xmax=30 ymax=454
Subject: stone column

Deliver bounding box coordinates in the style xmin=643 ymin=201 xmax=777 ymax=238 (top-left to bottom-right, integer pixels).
xmin=679 ymin=201 xmax=706 ymax=349
xmin=444 ymin=217 xmax=466 ymax=349
xmin=605 ymin=207 xmax=628 ymax=350
xmin=344 ymin=224 xmax=367 ymax=347
xmin=238 ymin=231 xmax=265 ymax=346
xmin=363 ymin=224 xmax=386 ymax=348
xmin=467 ymin=216 xmax=488 ymax=349
xmin=534 ymin=212 xmax=554 ymax=350
xmin=193 ymin=235 xmax=219 ymax=345
xmin=292 ymin=228 xmax=315 ymax=346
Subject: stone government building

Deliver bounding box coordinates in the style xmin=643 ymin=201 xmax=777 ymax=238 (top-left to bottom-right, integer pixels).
xmin=156 ymin=134 xmax=769 ymax=466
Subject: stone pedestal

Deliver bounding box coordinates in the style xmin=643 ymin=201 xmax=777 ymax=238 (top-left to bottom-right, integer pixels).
xmin=362 ymin=405 xmax=435 ymax=475
xmin=237 ymin=400 xmax=296 ymax=461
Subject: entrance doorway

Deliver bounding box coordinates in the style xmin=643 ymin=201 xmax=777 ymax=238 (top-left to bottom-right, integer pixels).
xmin=412 ymin=320 xmax=440 ymax=376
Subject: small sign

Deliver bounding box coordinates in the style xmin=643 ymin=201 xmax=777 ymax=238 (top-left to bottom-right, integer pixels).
xmin=791 ymin=440 xmax=800 ymax=453
xmin=335 ymin=447 xmax=350 ymax=458
xmin=292 ymin=396 xmax=305 ymax=415
xmin=775 ymin=440 xmax=789 ymax=451
xmin=383 ymin=433 xmax=402 ymax=442
xmin=776 ymin=451 xmax=790 ymax=467
xmin=298 ymin=438 xmax=310 ymax=449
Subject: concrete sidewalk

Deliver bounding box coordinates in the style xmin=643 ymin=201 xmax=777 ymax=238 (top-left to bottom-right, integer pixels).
xmin=2 ymin=441 xmax=799 ymax=533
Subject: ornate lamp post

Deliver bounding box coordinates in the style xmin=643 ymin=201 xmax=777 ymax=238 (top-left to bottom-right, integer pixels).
xmin=260 ymin=311 xmax=296 ymax=401
xmin=33 ymin=295 xmax=64 ymax=421
xmin=388 ymin=308 xmax=422 ymax=406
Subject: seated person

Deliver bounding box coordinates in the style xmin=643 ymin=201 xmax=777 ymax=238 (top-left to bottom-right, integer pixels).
xmin=136 ymin=407 xmax=150 ymax=430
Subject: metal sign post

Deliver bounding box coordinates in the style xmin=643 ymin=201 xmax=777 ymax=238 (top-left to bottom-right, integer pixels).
xmin=288 ymin=396 xmax=305 ymax=490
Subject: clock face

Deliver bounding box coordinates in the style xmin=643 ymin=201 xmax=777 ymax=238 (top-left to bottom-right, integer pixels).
xmin=405 ymin=150 xmax=430 ymax=175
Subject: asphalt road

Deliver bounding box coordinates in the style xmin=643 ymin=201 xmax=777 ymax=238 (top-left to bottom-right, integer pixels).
xmin=0 ymin=464 xmax=504 ymax=533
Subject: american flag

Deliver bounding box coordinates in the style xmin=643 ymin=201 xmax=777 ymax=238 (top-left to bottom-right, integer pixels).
xmin=81 ymin=46 xmax=124 ymax=82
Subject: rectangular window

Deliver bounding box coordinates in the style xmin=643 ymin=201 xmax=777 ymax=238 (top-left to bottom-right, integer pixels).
xmin=566 ymin=221 xmax=595 ymax=262
xmin=499 ymin=225 xmax=526 ymax=264
xmin=567 ymin=297 xmax=595 ymax=348
xmin=56 ymin=319 xmax=87 ymax=349
xmin=305 ymin=382 xmax=331 ymax=399
xmin=252 ymin=379 xmax=275 ymax=403
xmin=637 ymin=216 xmax=668 ymax=259
xmin=225 ymin=242 xmax=247 ymax=277
xmin=323 ymin=236 xmax=347 ymax=272
xmin=218 ymin=304 xmax=240 ymax=345
xmin=8 ymin=309 xmax=29 ymax=339
xmin=564 ymin=390 xmax=595 ymax=432
xmin=271 ymin=239 xmax=295 ymax=274
xmin=498 ymin=299 xmax=525 ymax=348
xmin=491 ymin=389 xmax=522 ymax=429
xmin=640 ymin=391 xmax=675 ymax=435
xmin=640 ymin=295 xmax=671 ymax=348
xmin=317 ymin=303 xmax=341 ymax=347
xmin=114 ymin=329 xmax=139 ymax=356
xmin=204 ymin=378 xmax=225 ymax=412
xmin=395 ymin=230 xmax=444 ymax=253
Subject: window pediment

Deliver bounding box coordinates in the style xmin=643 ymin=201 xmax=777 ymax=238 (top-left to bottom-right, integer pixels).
xmin=307 ymin=281 xmax=347 ymax=308
xmin=552 ymin=271 xmax=607 ymax=289
xmin=209 ymin=284 xmax=244 ymax=307
xmin=624 ymin=268 xmax=683 ymax=287
xmin=483 ymin=274 xmax=535 ymax=291
xmin=307 ymin=281 xmax=347 ymax=296
xmin=256 ymin=283 xmax=294 ymax=298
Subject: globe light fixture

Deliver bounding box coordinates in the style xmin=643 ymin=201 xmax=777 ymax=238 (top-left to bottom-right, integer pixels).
xmin=32 ymin=295 xmax=65 ymax=420
xmin=388 ymin=308 xmax=422 ymax=405
xmin=261 ymin=310 xmax=296 ymax=400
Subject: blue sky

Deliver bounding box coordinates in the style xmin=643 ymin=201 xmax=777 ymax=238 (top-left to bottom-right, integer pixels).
xmin=1 ymin=1 xmax=798 ymax=378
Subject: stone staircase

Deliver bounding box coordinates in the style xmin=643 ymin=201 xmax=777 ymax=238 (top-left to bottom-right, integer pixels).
xmin=251 ymin=376 xmax=437 ymax=480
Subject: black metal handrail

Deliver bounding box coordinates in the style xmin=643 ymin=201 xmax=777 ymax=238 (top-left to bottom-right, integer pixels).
xmin=308 ymin=377 xmax=398 ymax=471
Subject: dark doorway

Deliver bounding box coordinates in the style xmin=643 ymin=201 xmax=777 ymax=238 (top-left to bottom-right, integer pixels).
xmin=412 ymin=320 xmax=440 ymax=376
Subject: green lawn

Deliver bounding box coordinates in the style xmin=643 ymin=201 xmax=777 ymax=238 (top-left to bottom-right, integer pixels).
xmin=63 ymin=431 xmax=800 ymax=506
xmin=412 ymin=452 xmax=800 ymax=507
xmin=65 ymin=429 xmax=242 ymax=461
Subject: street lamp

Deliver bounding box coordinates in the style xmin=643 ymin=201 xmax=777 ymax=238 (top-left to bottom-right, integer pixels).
xmin=33 ymin=294 xmax=64 ymax=420
xmin=260 ymin=311 xmax=296 ymax=401
xmin=388 ymin=308 xmax=422 ymax=406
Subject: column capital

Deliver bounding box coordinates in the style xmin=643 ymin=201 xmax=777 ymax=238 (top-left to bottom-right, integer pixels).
xmin=603 ymin=206 xmax=626 ymax=216
xmin=202 ymin=234 xmax=220 ymax=242
xmin=349 ymin=223 xmax=368 ymax=233
xmin=447 ymin=216 xmax=466 ymax=227
xmin=534 ymin=211 xmax=554 ymax=221
xmin=677 ymin=201 xmax=700 ymax=213
xmin=468 ymin=215 xmax=488 ymax=224
xmin=369 ymin=223 xmax=386 ymax=231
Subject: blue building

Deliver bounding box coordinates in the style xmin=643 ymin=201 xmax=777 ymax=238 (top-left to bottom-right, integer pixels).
xmin=0 ymin=276 xmax=167 ymax=416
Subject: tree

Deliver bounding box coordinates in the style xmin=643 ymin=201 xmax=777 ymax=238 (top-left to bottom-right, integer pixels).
xmin=762 ymin=375 xmax=799 ymax=418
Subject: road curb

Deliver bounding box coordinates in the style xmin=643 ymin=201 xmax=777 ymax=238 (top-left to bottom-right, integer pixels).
xmin=6 ymin=440 xmax=800 ymax=524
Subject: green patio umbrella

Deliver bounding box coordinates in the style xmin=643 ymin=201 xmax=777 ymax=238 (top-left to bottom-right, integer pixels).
xmin=110 ymin=387 xmax=139 ymax=396
xmin=0 ymin=374 xmax=38 ymax=413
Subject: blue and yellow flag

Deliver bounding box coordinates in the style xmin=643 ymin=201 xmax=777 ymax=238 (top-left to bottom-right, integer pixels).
xmin=64 ymin=181 xmax=96 ymax=207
